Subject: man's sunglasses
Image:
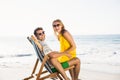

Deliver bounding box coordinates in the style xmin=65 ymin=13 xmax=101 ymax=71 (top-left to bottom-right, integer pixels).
xmin=37 ymin=31 xmax=45 ymax=36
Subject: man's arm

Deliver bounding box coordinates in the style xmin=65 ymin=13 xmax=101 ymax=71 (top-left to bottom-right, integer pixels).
xmin=31 ymin=35 xmax=43 ymax=51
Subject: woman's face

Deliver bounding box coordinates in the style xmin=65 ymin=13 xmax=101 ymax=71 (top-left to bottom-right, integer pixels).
xmin=53 ymin=22 xmax=62 ymax=33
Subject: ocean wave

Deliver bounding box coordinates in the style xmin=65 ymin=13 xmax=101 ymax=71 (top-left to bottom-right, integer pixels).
xmin=14 ymin=54 xmax=33 ymax=57
xmin=0 ymin=53 xmax=33 ymax=58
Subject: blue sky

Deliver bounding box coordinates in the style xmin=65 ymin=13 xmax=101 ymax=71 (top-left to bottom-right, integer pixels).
xmin=0 ymin=0 xmax=120 ymax=36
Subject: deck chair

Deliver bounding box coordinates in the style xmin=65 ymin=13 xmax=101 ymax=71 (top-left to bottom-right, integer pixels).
xmin=23 ymin=35 xmax=75 ymax=80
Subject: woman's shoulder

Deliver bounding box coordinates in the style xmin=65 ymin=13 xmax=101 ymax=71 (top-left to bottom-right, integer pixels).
xmin=63 ymin=30 xmax=71 ymax=37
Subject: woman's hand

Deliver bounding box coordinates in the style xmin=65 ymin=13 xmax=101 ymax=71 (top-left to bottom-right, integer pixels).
xmin=64 ymin=53 xmax=72 ymax=58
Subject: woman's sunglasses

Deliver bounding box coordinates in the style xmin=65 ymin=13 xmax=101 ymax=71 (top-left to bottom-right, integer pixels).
xmin=53 ymin=24 xmax=60 ymax=27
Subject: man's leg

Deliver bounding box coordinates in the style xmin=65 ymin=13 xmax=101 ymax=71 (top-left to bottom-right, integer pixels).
xmin=69 ymin=68 xmax=75 ymax=80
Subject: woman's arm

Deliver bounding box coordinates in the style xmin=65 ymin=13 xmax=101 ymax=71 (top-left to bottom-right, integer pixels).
xmin=48 ymin=51 xmax=72 ymax=58
xmin=49 ymin=31 xmax=76 ymax=58
xmin=63 ymin=31 xmax=76 ymax=54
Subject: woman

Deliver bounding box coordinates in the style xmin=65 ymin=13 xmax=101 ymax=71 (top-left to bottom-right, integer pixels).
xmin=49 ymin=19 xmax=81 ymax=80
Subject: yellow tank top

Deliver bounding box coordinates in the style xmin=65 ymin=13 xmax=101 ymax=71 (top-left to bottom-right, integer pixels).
xmin=57 ymin=34 xmax=76 ymax=63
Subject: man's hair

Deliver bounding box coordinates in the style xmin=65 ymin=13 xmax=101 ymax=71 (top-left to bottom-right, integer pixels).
xmin=34 ymin=27 xmax=43 ymax=36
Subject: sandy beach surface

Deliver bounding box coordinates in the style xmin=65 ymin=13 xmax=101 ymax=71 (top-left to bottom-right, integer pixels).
xmin=0 ymin=56 xmax=120 ymax=80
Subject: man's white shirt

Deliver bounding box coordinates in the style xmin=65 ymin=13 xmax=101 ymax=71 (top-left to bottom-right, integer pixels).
xmin=38 ymin=40 xmax=52 ymax=55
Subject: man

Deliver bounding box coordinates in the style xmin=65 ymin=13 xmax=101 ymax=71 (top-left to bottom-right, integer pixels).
xmin=34 ymin=27 xmax=81 ymax=80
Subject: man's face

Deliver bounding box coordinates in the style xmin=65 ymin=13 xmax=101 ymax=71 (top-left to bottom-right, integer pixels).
xmin=36 ymin=30 xmax=45 ymax=41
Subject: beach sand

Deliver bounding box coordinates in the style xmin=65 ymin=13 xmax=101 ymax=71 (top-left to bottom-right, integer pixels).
xmin=0 ymin=57 xmax=120 ymax=80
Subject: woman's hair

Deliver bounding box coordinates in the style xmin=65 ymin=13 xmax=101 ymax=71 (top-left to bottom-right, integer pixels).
xmin=52 ymin=19 xmax=67 ymax=35
xmin=34 ymin=27 xmax=43 ymax=36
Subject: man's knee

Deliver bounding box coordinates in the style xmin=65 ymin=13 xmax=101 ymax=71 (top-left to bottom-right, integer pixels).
xmin=48 ymin=52 xmax=54 ymax=58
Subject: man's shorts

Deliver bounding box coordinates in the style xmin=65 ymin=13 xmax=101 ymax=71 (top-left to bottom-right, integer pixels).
xmin=51 ymin=61 xmax=69 ymax=73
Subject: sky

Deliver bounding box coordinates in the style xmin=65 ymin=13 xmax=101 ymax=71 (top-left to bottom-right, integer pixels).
xmin=0 ymin=0 xmax=120 ymax=37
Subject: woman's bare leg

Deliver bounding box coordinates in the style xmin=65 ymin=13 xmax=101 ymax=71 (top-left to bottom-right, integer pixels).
xmin=68 ymin=57 xmax=81 ymax=80
xmin=49 ymin=58 xmax=70 ymax=80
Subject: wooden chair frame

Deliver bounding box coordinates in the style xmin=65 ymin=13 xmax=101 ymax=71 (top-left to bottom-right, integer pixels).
xmin=23 ymin=35 xmax=75 ymax=80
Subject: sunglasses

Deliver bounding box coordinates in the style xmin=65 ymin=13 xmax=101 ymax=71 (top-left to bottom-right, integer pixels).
xmin=37 ymin=31 xmax=45 ymax=36
xmin=53 ymin=24 xmax=60 ymax=27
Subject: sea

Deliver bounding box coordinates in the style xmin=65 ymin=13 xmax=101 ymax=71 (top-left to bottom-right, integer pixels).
xmin=0 ymin=34 xmax=120 ymax=73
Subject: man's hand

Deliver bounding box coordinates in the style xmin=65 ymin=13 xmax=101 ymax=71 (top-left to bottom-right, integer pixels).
xmin=31 ymin=35 xmax=43 ymax=51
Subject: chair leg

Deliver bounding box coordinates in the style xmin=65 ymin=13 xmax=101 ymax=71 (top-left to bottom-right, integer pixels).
xmin=32 ymin=59 xmax=39 ymax=74
xmin=57 ymin=73 xmax=63 ymax=80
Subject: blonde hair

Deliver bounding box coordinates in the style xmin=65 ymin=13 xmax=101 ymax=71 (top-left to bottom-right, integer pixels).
xmin=52 ymin=19 xmax=66 ymax=37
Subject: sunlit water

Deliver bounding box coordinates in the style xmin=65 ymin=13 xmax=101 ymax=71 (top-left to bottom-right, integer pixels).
xmin=0 ymin=34 xmax=120 ymax=73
